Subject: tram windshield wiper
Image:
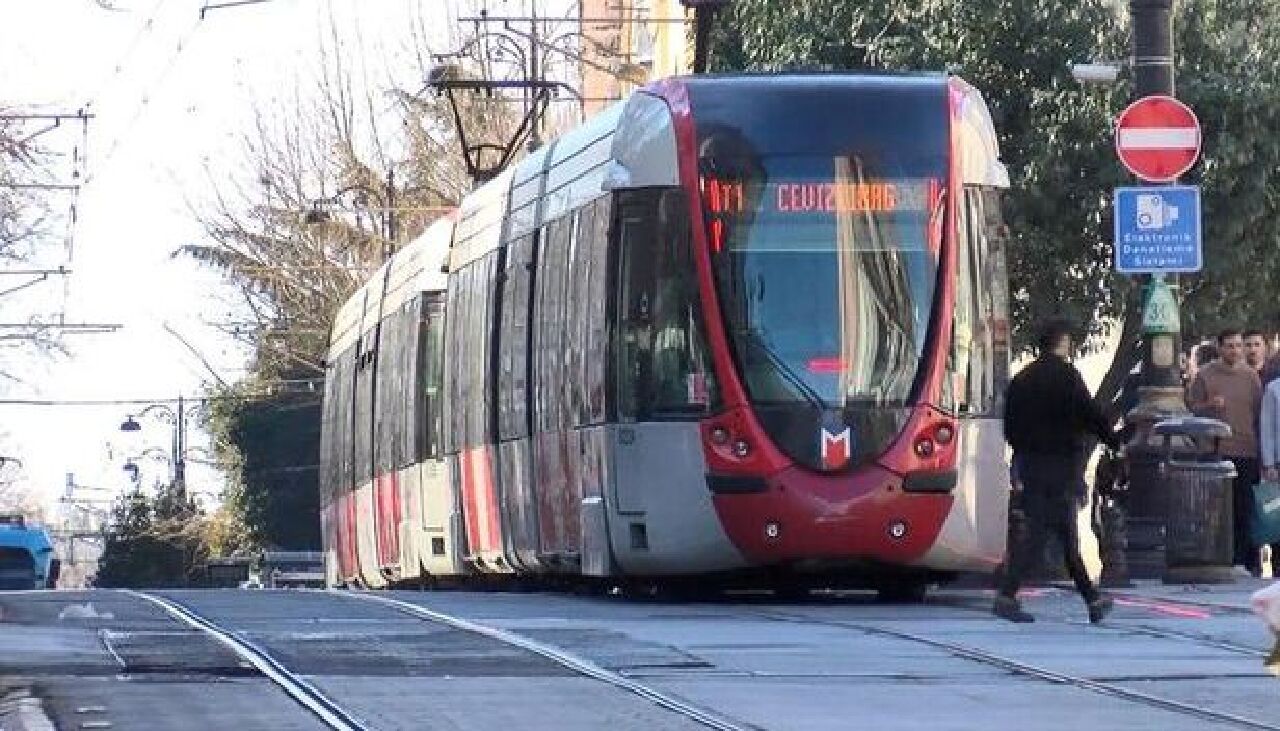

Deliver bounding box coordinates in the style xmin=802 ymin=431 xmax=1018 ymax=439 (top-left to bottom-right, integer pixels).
xmin=741 ymin=332 xmax=827 ymax=413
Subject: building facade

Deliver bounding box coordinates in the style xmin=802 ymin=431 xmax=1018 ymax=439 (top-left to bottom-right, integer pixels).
xmin=580 ymin=0 xmax=691 ymax=118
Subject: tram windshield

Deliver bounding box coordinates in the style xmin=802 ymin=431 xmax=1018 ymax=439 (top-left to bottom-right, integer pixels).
xmin=689 ymin=76 xmax=950 ymax=468
xmin=693 ymin=79 xmax=948 ymax=410
xmin=703 ymin=170 xmax=943 ymax=408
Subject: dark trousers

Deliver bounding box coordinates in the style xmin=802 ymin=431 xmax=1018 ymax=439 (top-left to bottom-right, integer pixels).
xmin=1228 ymin=457 xmax=1270 ymax=571
xmin=999 ymin=452 xmax=1099 ymax=604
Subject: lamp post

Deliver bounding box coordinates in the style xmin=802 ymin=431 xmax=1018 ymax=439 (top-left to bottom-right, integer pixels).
xmin=1120 ymin=0 xmax=1191 ymax=583
xmin=119 ymin=396 xmax=191 ymax=496
xmin=304 ymin=169 xmax=453 ymax=261
xmin=1129 ymin=0 xmax=1184 ymax=421
xmin=1068 ymin=1 xmax=1184 ymax=584
xmin=304 ymin=169 xmax=399 ymax=262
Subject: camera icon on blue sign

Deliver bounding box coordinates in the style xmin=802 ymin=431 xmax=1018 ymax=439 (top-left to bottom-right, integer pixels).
xmin=1136 ymin=193 xmax=1179 ymax=231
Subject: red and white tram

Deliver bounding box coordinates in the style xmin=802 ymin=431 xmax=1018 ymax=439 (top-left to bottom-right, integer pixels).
xmin=319 ymin=73 xmax=1013 ymax=596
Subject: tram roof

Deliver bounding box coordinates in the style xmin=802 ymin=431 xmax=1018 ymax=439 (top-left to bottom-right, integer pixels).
xmin=328 ymin=213 xmax=455 ymax=358
xmin=678 ymin=70 xmax=951 ymax=91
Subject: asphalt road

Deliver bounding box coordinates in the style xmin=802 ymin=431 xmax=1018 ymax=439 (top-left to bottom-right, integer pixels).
xmin=2 ymin=581 xmax=1278 ymax=730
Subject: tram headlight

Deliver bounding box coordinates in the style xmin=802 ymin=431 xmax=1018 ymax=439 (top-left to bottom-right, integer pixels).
xmin=913 ymin=437 xmax=935 ymax=458
xmin=934 ymin=424 xmax=954 ymax=446
xmin=711 ymin=427 xmax=731 ymax=445
xmin=764 ymin=521 xmax=781 ymax=540
xmin=733 ymin=439 xmax=751 ymax=458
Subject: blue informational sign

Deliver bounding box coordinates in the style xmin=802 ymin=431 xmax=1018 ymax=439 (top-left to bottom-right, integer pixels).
xmin=1114 ymin=185 xmax=1202 ymax=273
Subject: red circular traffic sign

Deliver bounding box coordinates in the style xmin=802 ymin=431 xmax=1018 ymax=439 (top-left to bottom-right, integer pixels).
xmin=1115 ymin=95 xmax=1201 ymax=182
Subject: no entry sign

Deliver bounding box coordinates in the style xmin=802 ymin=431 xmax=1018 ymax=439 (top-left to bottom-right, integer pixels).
xmin=1115 ymin=95 xmax=1201 ymax=182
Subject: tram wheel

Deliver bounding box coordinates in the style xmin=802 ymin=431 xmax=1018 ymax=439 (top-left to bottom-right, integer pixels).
xmin=875 ymin=579 xmax=929 ymax=604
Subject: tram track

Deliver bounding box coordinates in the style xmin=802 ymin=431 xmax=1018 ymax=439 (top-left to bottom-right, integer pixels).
xmin=341 ymin=586 xmax=1276 ymax=731
xmin=117 ymin=586 xmax=1276 ymax=730
xmin=932 ymin=585 xmax=1270 ymax=659
xmin=1106 ymin=587 xmax=1258 ymax=615
xmin=340 ymin=590 xmax=762 ymax=731
xmin=744 ymin=604 xmax=1280 ymax=731
xmin=121 ymin=590 xmax=373 ymax=731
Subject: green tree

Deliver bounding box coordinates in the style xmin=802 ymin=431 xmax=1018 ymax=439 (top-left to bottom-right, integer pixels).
xmin=711 ymin=0 xmax=1280 ymax=409
xmin=182 ymin=12 xmax=520 ymax=549
xmin=209 ymin=381 xmax=322 ymax=551
xmin=94 ymin=485 xmax=209 ymax=588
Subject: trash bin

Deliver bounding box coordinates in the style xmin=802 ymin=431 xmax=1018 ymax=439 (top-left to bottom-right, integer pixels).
xmin=1153 ymin=417 xmax=1237 ymax=584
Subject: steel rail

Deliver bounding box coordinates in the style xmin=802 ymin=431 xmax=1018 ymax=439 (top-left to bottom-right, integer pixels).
xmin=1044 ymin=581 xmax=1258 ymax=615
xmin=123 ymin=590 xmax=371 ymax=731
xmin=923 ymin=587 xmax=1269 ymax=658
xmin=1109 ymin=589 xmax=1257 ymax=614
xmin=342 ymin=591 xmax=758 ymax=731
xmin=753 ymin=608 xmax=1280 ymax=731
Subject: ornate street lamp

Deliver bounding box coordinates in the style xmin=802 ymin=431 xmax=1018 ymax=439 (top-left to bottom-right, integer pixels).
xmin=118 ymin=399 xmax=195 ymax=495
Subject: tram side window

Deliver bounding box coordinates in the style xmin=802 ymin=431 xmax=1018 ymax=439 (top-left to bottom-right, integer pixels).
xmin=535 ymin=216 xmax=572 ymax=433
xmin=495 ymin=247 xmax=513 ymax=440
xmin=375 ymin=305 xmax=404 ymax=475
xmin=946 ymin=187 xmax=997 ymax=416
xmin=462 ymin=263 xmax=483 ymax=449
xmin=476 ymin=252 xmax=501 ymax=448
xmin=442 ymin=271 xmax=464 ymax=455
xmin=585 ymin=196 xmax=612 ymax=424
xmin=335 ymin=347 xmax=356 ymax=494
xmin=566 ymin=209 xmax=591 ymax=427
xmin=498 ymin=235 xmax=533 ymax=441
xmin=395 ymin=298 xmax=421 ymax=469
xmin=320 ymin=359 xmax=340 ymax=503
xmin=354 ymin=331 xmax=378 ymax=483
xmin=966 ymin=189 xmax=995 ymax=413
xmin=616 ymin=188 xmax=719 ymax=421
xmin=981 ymin=188 xmax=1012 ymax=402
xmin=463 ymin=262 xmax=486 ymax=449
xmin=419 ymin=297 xmax=444 ymax=460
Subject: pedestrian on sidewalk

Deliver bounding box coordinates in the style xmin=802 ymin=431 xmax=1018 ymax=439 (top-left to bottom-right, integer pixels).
xmin=1261 ymin=331 xmax=1280 ymax=387
xmin=1257 ymin=374 xmax=1280 ymax=575
xmin=1247 ymin=330 xmax=1269 ymax=376
xmin=994 ymin=317 xmax=1120 ymax=624
xmin=1187 ymin=328 xmax=1264 ymax=575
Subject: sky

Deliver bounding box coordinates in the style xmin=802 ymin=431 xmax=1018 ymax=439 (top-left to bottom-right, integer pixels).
xmin=0 ymin=0 xmax=455 ymax=517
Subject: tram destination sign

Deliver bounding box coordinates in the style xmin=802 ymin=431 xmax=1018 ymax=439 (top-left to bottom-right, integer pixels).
xmin=1114 ymin=186 xmax=1202 ymax=274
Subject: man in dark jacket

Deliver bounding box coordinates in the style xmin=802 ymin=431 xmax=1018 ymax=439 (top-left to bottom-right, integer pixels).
xmin=994 ymin=317 xmax=1121 ymax=624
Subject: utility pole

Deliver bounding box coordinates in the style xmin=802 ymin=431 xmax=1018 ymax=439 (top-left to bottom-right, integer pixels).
xmin=528 ymin=0 xmax=542 ymax=150
xmin=174 ymin=395 xmax=186 ymax=496
xmin=384 ymin=168 xmax=397 ymax=262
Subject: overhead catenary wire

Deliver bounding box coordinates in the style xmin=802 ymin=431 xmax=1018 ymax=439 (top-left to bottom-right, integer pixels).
xmin=84 ymin=8 xmax=207 ymax=187
xmin=163 ymin=321 xmax=232 ymax=390
xmin=0 ymin=386 xmax=325 ymax=407
xmin=83 ymin=0 xmax=171 ymax=112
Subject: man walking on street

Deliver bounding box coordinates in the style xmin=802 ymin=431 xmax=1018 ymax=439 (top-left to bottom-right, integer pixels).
xmin=994 ymin=318 xmax=1120 ymax=624
xmin=1188 ymin=328 xmax=1264 ymax=575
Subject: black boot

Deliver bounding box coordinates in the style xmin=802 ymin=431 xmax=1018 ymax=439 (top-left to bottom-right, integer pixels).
xmin=1087 ymin=596 xmax=1114 ymax=624
xmin=993 ymin=595 xmax=1034 ymax=623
